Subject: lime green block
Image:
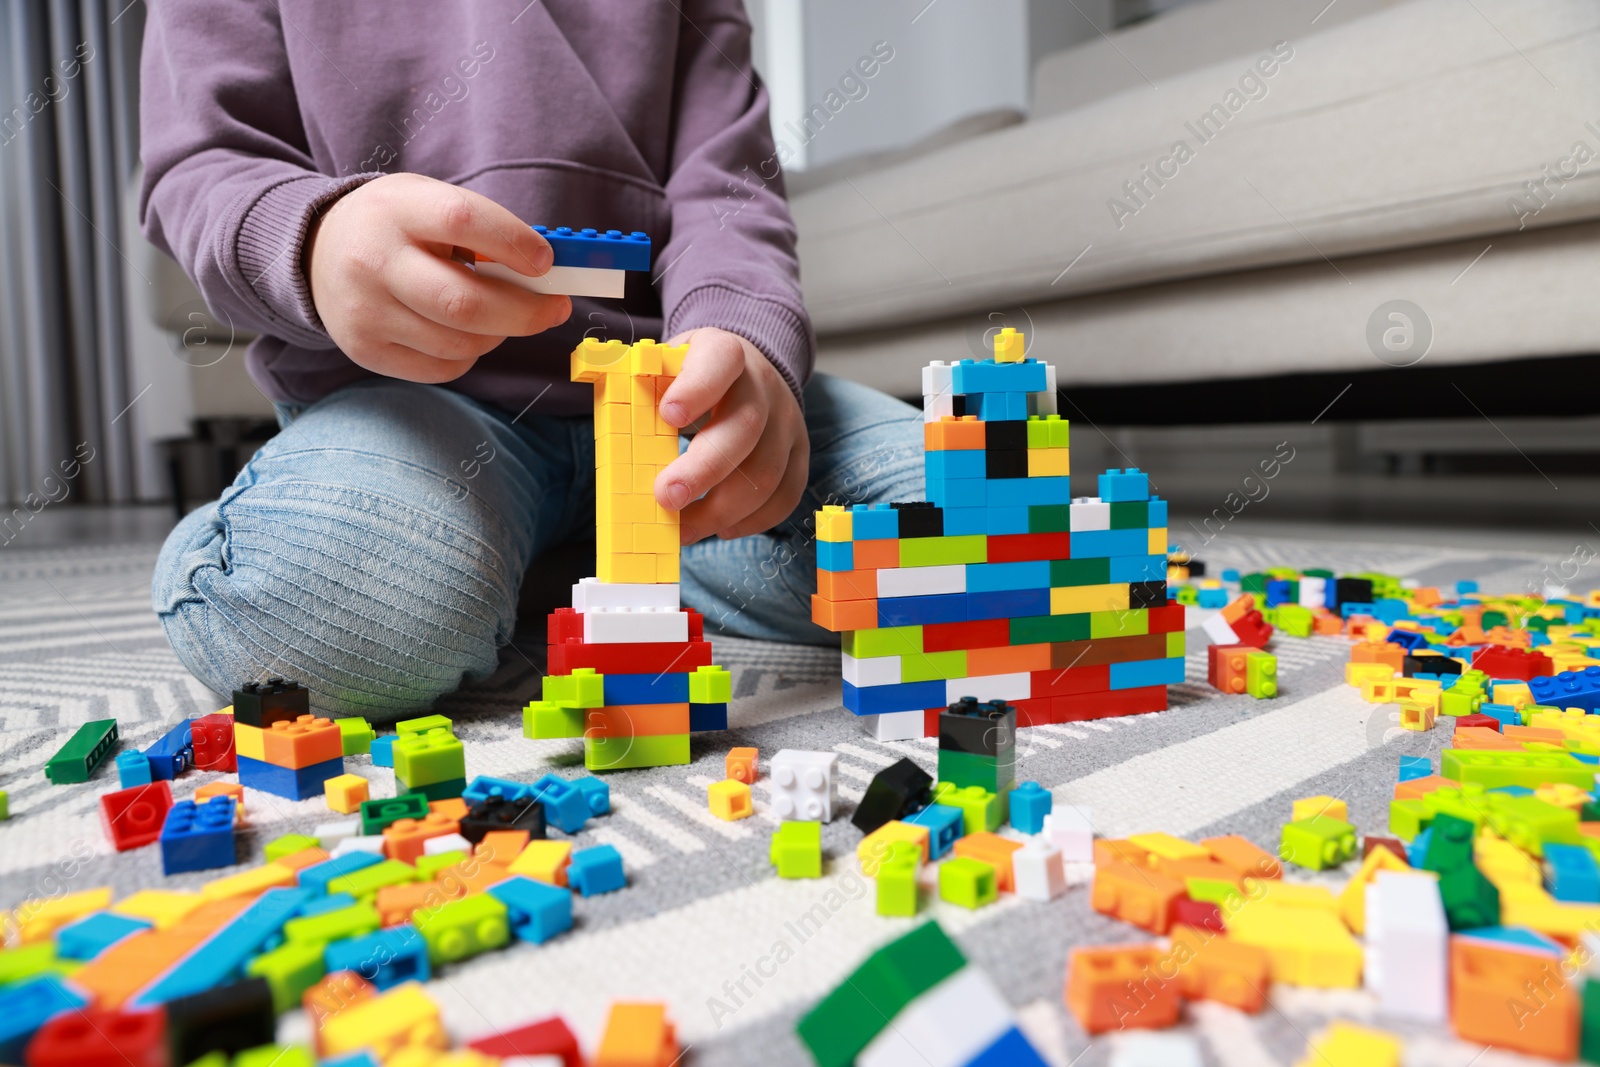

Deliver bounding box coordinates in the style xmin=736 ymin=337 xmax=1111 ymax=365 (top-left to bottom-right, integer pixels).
xmin=771 ymin=820 xmax=823 ymax=878
xmin=415 ymin=893 xmax=510 ymax=965
xmin=234 ymin=1047 xmax=316 ymax=1067
xmin=524 ymin=700 xmax=585 ymax=739
xmin=875 ymin=843 xmax=920 ymax=917
xmin=415 ymin=850 xmax=466 ymax=879
xmin=0 ymin=942 xmax=59 ymax=985
xmin=1025 ymin=418 xmax=1050 ymax=448
xmin=844 ymin=626 xmax=923 ymax=659
xmin=336 ymin=717 xmax=375 ymax=756
xmin=689 ymin=665 xmax=733 ymax=704
xmin=585 ymin=733 xmax=689 ymax=771
xmin=283 ymin=902 xmax=380 ymax=947
xmin=397 ymin=713 xmax=453 ymax=736
xmin=327 ymin=859 xmax=418 ymax=900
xmin=394 ymin=728 xmax=466 ymax=787
xmin=1185 ymin=877 xmax=1237 ymax=906
xmin=0 ymin=790 xmax=9 ymax=820
xmin=932 ymin=781 xmax=1000 ymax=834
xmin=186 ymin=1055 xmax=228 ymax=1067
xmin=1275 ymin=604 xmax=1314 ymax=637
xmin=1439 ymin=688 xmax=1484 ymax=717
xmin=1011 ymin=613 xmax=1088 ymax=645
xmin=1280 ymin=815 xmax=1356 ymax=871
xmin=543 ymin=668 xmax=605 ymax=709
xmin=1176 ymin=586 xmax=1199 ymax=605
xmin=245 ymin=940 xmax=326 ymax=1013
xmin=1090 ymin=608 xmax=1147 ymax=639
xmin=900 ymin=649 xmax=967 ymax=683
xmin=1166 ymin=630 xmax=1187 ymax=658
xmin=1486 ymin=794 xmax=1580 ymax=857
xmin=1441 ymin=748 xmax=1594 ymax=790
xmin=264 ymin=833 xmax=321 ymax=862
xmin=939 ymin=857 xmax=997 ymax=909
xmin=1049 ymin=557 xmax=1111 ymax=587
xmin=899 ymin=535 xmax=986 ymax=568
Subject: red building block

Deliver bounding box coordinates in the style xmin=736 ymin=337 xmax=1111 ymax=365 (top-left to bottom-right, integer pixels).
xmin=467 ymin=1015 xmax=582 ymax=1067
xmin=24 ymin=1006 xmax=166 ymax=1067
xmin=1454 ymin=713 xmax=1501 ymax=732
xmin=985 ymin=532 xmax=1070 ymax=563
xmin=99 ymin=781 xmax=174 ymax=851
xmin=923 ymin=617 xmax=1011 ymax=653
xmin=548 ymin=638 xmax=714 ymax=676
xmin=1029 ymin=664 xmax=1111 ymax=699
xmin=1146 ymin=603 xmax=1186 ymax=634
xmin=1471 ymin=646 xmax=1554 ymax=681
xmin=191 ymin=712 xmax=237 ymax=772
xmin=1171 ymin=895 xmax=1225 ymax=933
xmin=1231 ymin=610 xmax=1273 ymax=648
xmin=1052 ymin=686 xmax=1167 ymax=721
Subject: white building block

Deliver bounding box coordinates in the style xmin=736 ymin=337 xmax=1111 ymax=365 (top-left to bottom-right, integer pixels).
xmin=1013 ymin=837 xmax=1067 ymax=901
xmin=841 ymin=652 xmax=902 ymax=688
xmin=313 ymin=818 xmax=360 ymax=849
xmin=1044 ymin=805 xmax=1094 ymax=862
xmin=1298 ymin=575 xmax=1327 ymax=608
xmin=582 ymin=606 xmax=689 ymax=644
xmin=331 ymin=834 xmax=387 ymax=857
xmin=474 ymin=259 xmax=625 ymax=298
xmin=1027 ymin=362 xmax=1059 ymax=416
xmin=1367 ymin=870 xmax=1447 ymax=1022
xmin=945 ymin=671 xmax=1030 ymax=706
xmin=770 ymin=749 xmax=839 ymax=822
xmin=861 ymin=710 xmax=924 ymax=742
xmin=877 ymin=563 xmax=966 ymax=599
xmin=1108 ymin=1032 xmax=1203 ymax=1067
xmin=858 ymin=966 xmax=1014 ymax=1067
xmin=1068 ymin=499 xmax=1110 ymax=532
xmin=571 ymin=577 xmax=680 ymax=613
xmin=1201 ymin=613 xmax=1240 ymax=646
xmin=423 ymin=832 xmax=474 ymax=856
xmin=922 ymin=393 xmax=954 ymax=423
xmin=922 ymin=361 xmax=955 ymax=424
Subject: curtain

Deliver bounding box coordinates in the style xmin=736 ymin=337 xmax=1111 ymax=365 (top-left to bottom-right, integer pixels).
xmin=1 ymin=0 xmax=147 ymax=508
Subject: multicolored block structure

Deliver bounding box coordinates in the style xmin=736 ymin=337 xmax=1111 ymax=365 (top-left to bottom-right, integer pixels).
xmin=811 ymin=329 xmax=1185 ymax=740
xmin=231 ymin=680 xmax=347 ymax=801
xmin=523 ymin=338 xmax=731 ymax=771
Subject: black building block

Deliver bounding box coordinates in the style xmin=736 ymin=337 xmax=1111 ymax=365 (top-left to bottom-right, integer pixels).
xmin=1405 ymin=654 xmax=1463 ymax=677
xmin=939 ymin=697 xmax=1016 ymax=757
xmin=1331 ymin=577 xmax=1375 ymax=609
xmin=460 ymin=795 xmax=546 ymax=844
xmin=1129 ymin=581 xmax=1168 ymax=608
xmin=851 ymin=757 xmax=934 ymax=835
xmin=893 ymin=502 xmax=944 ymax=539
xmin=166 ymin=977 xmax=275 ymax=1065
xmin=985 ymin=449 xmax=1028 ymax=480
xmin=985 ymin=420 xmax=1027 ymax=451
xmin=1187 ymin=560 xmax=1206 ymax=577
xmin=231 ymin=678 xmax=309 ymax=729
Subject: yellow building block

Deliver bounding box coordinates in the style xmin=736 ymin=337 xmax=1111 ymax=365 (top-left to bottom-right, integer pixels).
xmin=633 ymin=524 xmax=678 ymax=554
xmin=111 ymin=889 xmax=203 ymax=929
xmin=12 ymin=886 xmax=113 ymax=942
xmin=858 ymin=820 xmax=932 ymax=876
xmin=1127 ymin=832 xmax=1208 ymax=863
xmin=602 ymin=553 xmax=657 ymax=585
xmin=388 ymin=1048 xmax=501 ymax=1067
xmin=201 ymin=863 xmax=297 ymax=901
xmin=708 ymin=779 xmax=753 ymax=822
xmin=509 ymin=840 xmax=573 ymax=886
xmin=1147 ymin=527 xmax=1168 ymax=555
xmin=1495 ymin=681 xmax=1534 ymax=709
xmin=1400 ymin=701 xmax=1437 ymax=731
xmin=1344 ymin=661 xmax=1395 ymax=687
xmin=1360 ymin=677 xmax=1440 ymax=704
xmin=319 ymin=981 xmax=447 ymax=1060
xmin=324 ymin=773 xmax=370 ymax=814
xmin=1232 ymin=879 xmax=1339 ymax=915
xmin=816 ymin=506 xmax=852 ymax=543
xmin=234 ymin=722 xmax=265 ymax=761
xmin=1294 ymin=1021 xmax=1401 ymax=1067
xmin=1051 ymin=583 xmax=1130 ymax=615
xmin=596 ymin=433 xmax=632 ymax=466
xmin=993 ymin=326 xmax=1024 ymax=362
xmin=1026 ymin=448 xmax=1070 ymax=478
xmin=1536 ymin=782 xmax=1591 ymax=811
xmin=596 ymin=1001 xmax=677 ymax=1067
xmin=1337 ymin=846 xmax=1418 ymax=934
xmin=655 ymin=553 xmax=680 ymax=583
xmin=1475 ymin=831 xmax=1543 ymax=889
xmin=1291 ymin=796 xmax=1347 ymax=822
xmin=1225 ymin=903 xmax=1362 ymax=987
xmin=1499 ymin=883 xmax=1600 ymax=938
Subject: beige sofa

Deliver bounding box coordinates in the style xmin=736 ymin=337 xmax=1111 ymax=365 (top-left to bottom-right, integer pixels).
xmin=793 ymin=0 xmax=1600 ymax=394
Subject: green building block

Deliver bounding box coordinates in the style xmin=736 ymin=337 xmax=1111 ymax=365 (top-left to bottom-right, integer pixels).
xmin=359 ymin=794 xmax=430 ymax=837
xmin=245 ymin=940 xmax=326 ymax=1013
xmin=771 ymin=821 xmax=822 ymax=878
xmin=1280 ymin=815 xmax=1356 ymax=871
xmin=1438 ymin=864 xmax=1499 ymax=930
xmin=45 ymin=718 xmax=118 ymax=784
xmin=1028 ymin=504 xmax=1070 ymax=533
xmin=1090 ymin=608 xmax=1147 ymax=639
xmin=899 ymin=535 xmax=987 ymax=568
xmin=1241 ymin=572 xmax=1269 ymax=593
xmin=1185 ymin=877 xmax=1236 ymax=907
xmin=1108 ymin=502 xmax=1148 ymax=529
xmin=0 ymin=790 xmax=8 ymax=821
xmin=1245 ymin=651 xmax=1278 ymax=698
xmin=899 ymin=650 xmax=967 ymax=684
xmin=0 ymin=942 xmax=60 ymax=985
xmin=1582 ymin=978 xmax=1600 ymax=1064
xmin=327 ymin=859 xmax=418 ymax=900
xmin=283 ymin=902 xmax=380 ymax=947
xmin=394 ymin=728 xmax=466 ymax=788
xmin=585 ymin=734 xmax=689 ymax=772
xmin=1388 ymin=798 xmax=1431 ymax=842
xmin=397 ymin=714 xmax=453 ymax=736
xmin=264 ymin=833 xmax=321 ymax=862
xmin=796 ymin=921 xmax=966 ymax=1067
xmin=524 ymin=700 xmax=584 ymax=739
xmin=932 ymin=781 xmax=1000 ymax=834
xmin=1420 ymin=813 xmax=1475 ymax=873
xmin=1275 ymin=604 xmax=1314 ymax=637
xmin=844 ymin=626 xmax=922 ymax=659
xmin=414 ymin=893 xmax=510 ymax=965
xmin=1441 ymin=748 xmax=1594 ymax=791
xmin=336 ymin=718 xmax=375 ymax=756
xmin=1024 ymin=413 xmax=1069 ymax=448
xmin=1176 ymin=585 xmax=1200 ymax=606
xmin=1010 ymin=612 xmax=1089 ymax=645
xmin=400 ymin=777 xmax=466 ymax=802
xmin=1440 ymin=687 xmax=1485 ymax=717
xmin=234 ymin=1046 xmax=316 ymax=1067
xmin=543 ymin=668 xmax=605 ymax=709
xmin=415 ymin=850 xmax=466 ymax=878
xmin=1166 ymin=630 xmax=1186 ymax=659
xmin=1049 ymin=557 xmax=1111 ymax=587
xmin=875 ymin=843 xmax=920 ymax=918
xmin=1485 ymin=794 xmax=1580 ymax=857
xmin=938 ymin=857 xmax=997 ymax=909
xmin=688 ymin=664 xmax=732 ymax=704
xmin=936 ymin=749 xmax=1015 ymax=797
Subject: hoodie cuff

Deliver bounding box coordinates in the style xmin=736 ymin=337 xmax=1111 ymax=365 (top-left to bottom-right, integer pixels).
xmin=665 ymin=282 xmax=815 ymax=406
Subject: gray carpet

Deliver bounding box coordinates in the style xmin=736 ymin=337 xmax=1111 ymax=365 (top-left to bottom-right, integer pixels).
xmin=0 ymin=535 xmax=1590 ymax=1066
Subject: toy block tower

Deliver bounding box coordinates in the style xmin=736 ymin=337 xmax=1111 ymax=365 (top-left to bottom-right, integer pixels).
xmin=232 ymin=680 xmax=347 ymax=801
xmin=393 ymin=714 xmax=467 ymax=801
xmin=524 ymin=338 xmax=732 ymax=771
xmin=811 ymin=329 xmax=1185 ymax=741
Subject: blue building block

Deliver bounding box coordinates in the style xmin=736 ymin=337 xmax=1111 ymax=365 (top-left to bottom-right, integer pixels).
xmin=1530 ymin=667 xmax=1600 ymax=713
xmin=987 ymin=476 xmax=1072 ymax=508
xmin=974 ymin=391 xmax=1028 ymax=421
xmin=568 ymin=844 xmax=625 ymax=896
xmin=843 ymin=680 xmax=947 ymax=716
xmin=237 ymin=754 xmax=345 ymax=801
xmin=1385 ymin=629 xmax=1427 ymax=650
xmin=931 ymin=477 xmax=986 ymax=509
xmin=56 ymin=910 xmax=152 ymax=960
xmin=967 ymin=1027 xmax=1050 ymax=1067
xmin=1456 ymin=580 xmax=1479 ymax=595
xmin=1098 ymin=468 xmax=1149 ymax=503
xmin=1339 ymin=602 xmax=1376 ymax=620
xmin=926 ymin=449 xmax=985 ymax=480
xmin=602 ymin=672 xmax=690 ymax=706
xmin=1407 ymin=827 xmax=1432 ymax=866
xmin=1069 ymin=529 xmax=1150 ymax=559
xmin=462 ymin=775 xmax=535 ymax=806
xmin=322 ymin=1055 xmax=382 ymax=1067
xmin=533 ymin=226 xmax=650 ymax=271
xmin=878 ymin=593 xmax=967 ymax=628
xmin=966 ymin=561 xmax=1049 ymax=593
xmin=530 ymin=774 xmax=592 ymax=834
xmin=1479 ymin=704 xmax=1519 ymax=730
xmin=1196 ymin=587 xmax=1230 ymax=609
xmin=1109 ymin=657 xmax=1186 ymax=690
xmin=1009 ymin=782 xmax=1052 ymax=835
xmin=850 ymin=504 xmax=900 ymax=540
xmin=159 ymin=796 xmax=236 ymax=875
xmin=950 ymin=357 xmax=1049 ymax=394
xmin=966 ymin=588 xmax=1050 ymax=622
xmin=0 ymin=974 xmax=89 ymax=1062
xmin=370 ymin=734 xmax=396 ymax=767
xmin=1108 ymin=555 xmax=1167 ymax=584
xmin=298 ymin=851 xmax=384 ymax=895
xmin=487 ymin=876 xmax=574 ymax=944
xmin=573 ymin=775 xmax=610 ymax=816
xmin=1264 ymin=579 xmax=1294 ymax=607
xmin=1544 ymin=843 xmax=1600 ymax=902
xmin=942 ymin=507 xmax=988 ymax=535
xmin=145 ymin=719 xmax=194 ymax=780
xmin=1487 ymin=785 xmax=1535 ymax=798
xmin=1221 ymin=568 xmax=1240 ymax=582
xmin=1455 ymin=926 xmax=1564 ymax=954
xmin=1370 ymin=598 xmax=1412 ymax=624
xmin=135 ymin=886 xmax=314 ymax=1005
xmin=116 ymin=749 xmax=153 ymax=788
xmin=324 ymin=925 xmax=431 ymax=990
xmin=816 ymin=540 xmax=853 ymax=572
xmin=1148 ymin=498 xmax=1169 ymax=527
xmin=904 ymin=804 xmax=964 ymax=859
xmin=1398 ymin=755 xmax=1432 ymax=782
xmin=984 ymin=506 xmax=1030 ymax=534
xmin=690 ymin=702 xmax=728 ymax=732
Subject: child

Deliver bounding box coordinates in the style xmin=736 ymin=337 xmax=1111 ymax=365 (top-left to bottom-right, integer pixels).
xmin=140 ymin=0 xmax=923 ymax=715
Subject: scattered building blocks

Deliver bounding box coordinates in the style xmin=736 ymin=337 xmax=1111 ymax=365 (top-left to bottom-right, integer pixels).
xmin=1008 ymin=780 xmax=1051 ymax=834
xmin=1279 ymin=815 xmax=1356 ymax=871
xmin=1012 ymin=837 xmax=1067 ymax=901
xmin=163 ymin=977 xmax=276 ymax=1066
xmin=115 ymin=749 xmax=152 ymax=788
xmin=45 ymin=718 xmax=118 ymax=784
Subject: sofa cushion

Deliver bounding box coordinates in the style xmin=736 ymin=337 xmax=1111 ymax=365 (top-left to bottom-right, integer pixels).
xmin=793 ymin=0 xmax=1600 ymax=336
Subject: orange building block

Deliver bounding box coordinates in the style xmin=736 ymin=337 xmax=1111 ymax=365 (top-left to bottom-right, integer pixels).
xmin=1168 ymin=925 xmax=1271 ymax=1012
xmin=383 ymin=812 xmax=461 ymax=864
xmin=1095 ymin=839 xmax=1153 ymax=868
xmin=585 ymin=704 xmax=690 ymax=739
xmin=72 ymin=895 xmax=251 ymax=1007
xmin=1092 ymin=860 xmax=1184 ymax=934
xmin=262 ymin=715 xmax=344 ymax=768
xmin=429 ymin=797 xmax=470 ymax=821
xmin=1154 ymin=856 xmax=1248 ymax=888
xmin=1451 ymin=727 xmax=1521 ymax=751
xmin=275 ymin=847 xmax=332 ymax=875
xmin=726 ymin=747 xmax=758 ymax=784
xmin=924 ymin=415 xmax=985 ymax=451
xmin=810 ymin=595 xmax=879 ymax=632
xmin=968 ymin=642 xmax=1050 ymax=676
xmin=375 ymin=881 xmax=441 ymax=927
xmin=433 ymin=859 xmax=512 ymax=899
xmin=1450 ymin=937 xmax=1576 ymax=1060
xmin=477 ymin=829 xmax=531 ymax=864
xmin=1393 ymin=775 xmax=1462 ymax=800
xmin=1311 ymin=610 xmax=1345 ymax=635
xmin=305 ymin=970 xmax=376 ymax=1053
xmin=1220 ymin=594 xmax=1255 ymax=624
xmin=195 ymin=780 xmax=246 ymax=821
xmin=1064 ymin=944 xmax=1181 ymax=1034
xmin=953 ymin=833 xmax=1024 ymax=893
xmin=852 ymin=539 xmax=900 ymax=570
xmin=1351 ymin=642 xmax=1405 ymax=672
xmin=1201 ymin=835 xmax=1282 ymax=880
xmin=1504 ymin=725 xmax=1565 ymax=745
xmin=1209 ymin=645 xmax=1251 ymax=694
xmin=595 ymin=1001 xmax=678 ymax=1067
xmin=816 ymin=569 xmax=877 ymax=602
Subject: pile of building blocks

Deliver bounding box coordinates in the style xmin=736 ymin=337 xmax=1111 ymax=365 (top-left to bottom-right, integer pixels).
xmin=472 ymin=224 xmax=651 ymax=299
xmin=811 ymin=329 xmax=1184 ymax=741
xmin=523 ymin=338 xmax=733 ymax=771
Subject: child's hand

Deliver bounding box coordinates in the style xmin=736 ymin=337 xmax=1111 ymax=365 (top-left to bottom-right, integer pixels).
xmin=656 ymin=328 xmax=809 ymax=544
xmin=306 ymin=173 xmax=571 ymax=383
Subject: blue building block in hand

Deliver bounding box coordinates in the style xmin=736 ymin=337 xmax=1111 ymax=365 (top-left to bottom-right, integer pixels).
xmin=1009 ymin=782 xmax=1052 ymax=835
xmin=533 ymin=226 xmax=651 ymax=271
xmin=116 ymin=749 xmax=153 ymax=788
xmin=1398 ymin=755 xmax=1432 ymax=782
xmin=568 ymin=844 xmax=625 ymax=896
xmin=488 ymin=875 xmax=574 ymax=943
xmin=159 ymin=796 xmax=236 ymax=875
xmin=1098 ymin=468 xmax=1149 ymax=502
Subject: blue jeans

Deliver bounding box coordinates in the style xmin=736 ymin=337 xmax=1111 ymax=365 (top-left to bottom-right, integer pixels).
xmin=152 ymin=374 xmax=923 ymax=715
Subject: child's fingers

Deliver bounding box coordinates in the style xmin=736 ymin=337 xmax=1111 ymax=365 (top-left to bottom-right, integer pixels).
xmin=355 ymin=341 xmax=483 ymax=385
xmin=376 ymin=301 xmax=506 ymax=363
xmin=687 ymin=437 xmax=809 ymax=544
xmin=396 ymin=179 xmax=553 ymax=278
xmin=659 ymin=329 xmax=744 ymax=429
xmin=388 ymin=248 xmax=571 ymax=337
xmin=656 ymin=393 xmax=767 ymax=514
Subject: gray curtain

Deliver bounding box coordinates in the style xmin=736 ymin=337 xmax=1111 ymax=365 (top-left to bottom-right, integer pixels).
xmin=1 ymin=0 xmax=146 ymax=507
